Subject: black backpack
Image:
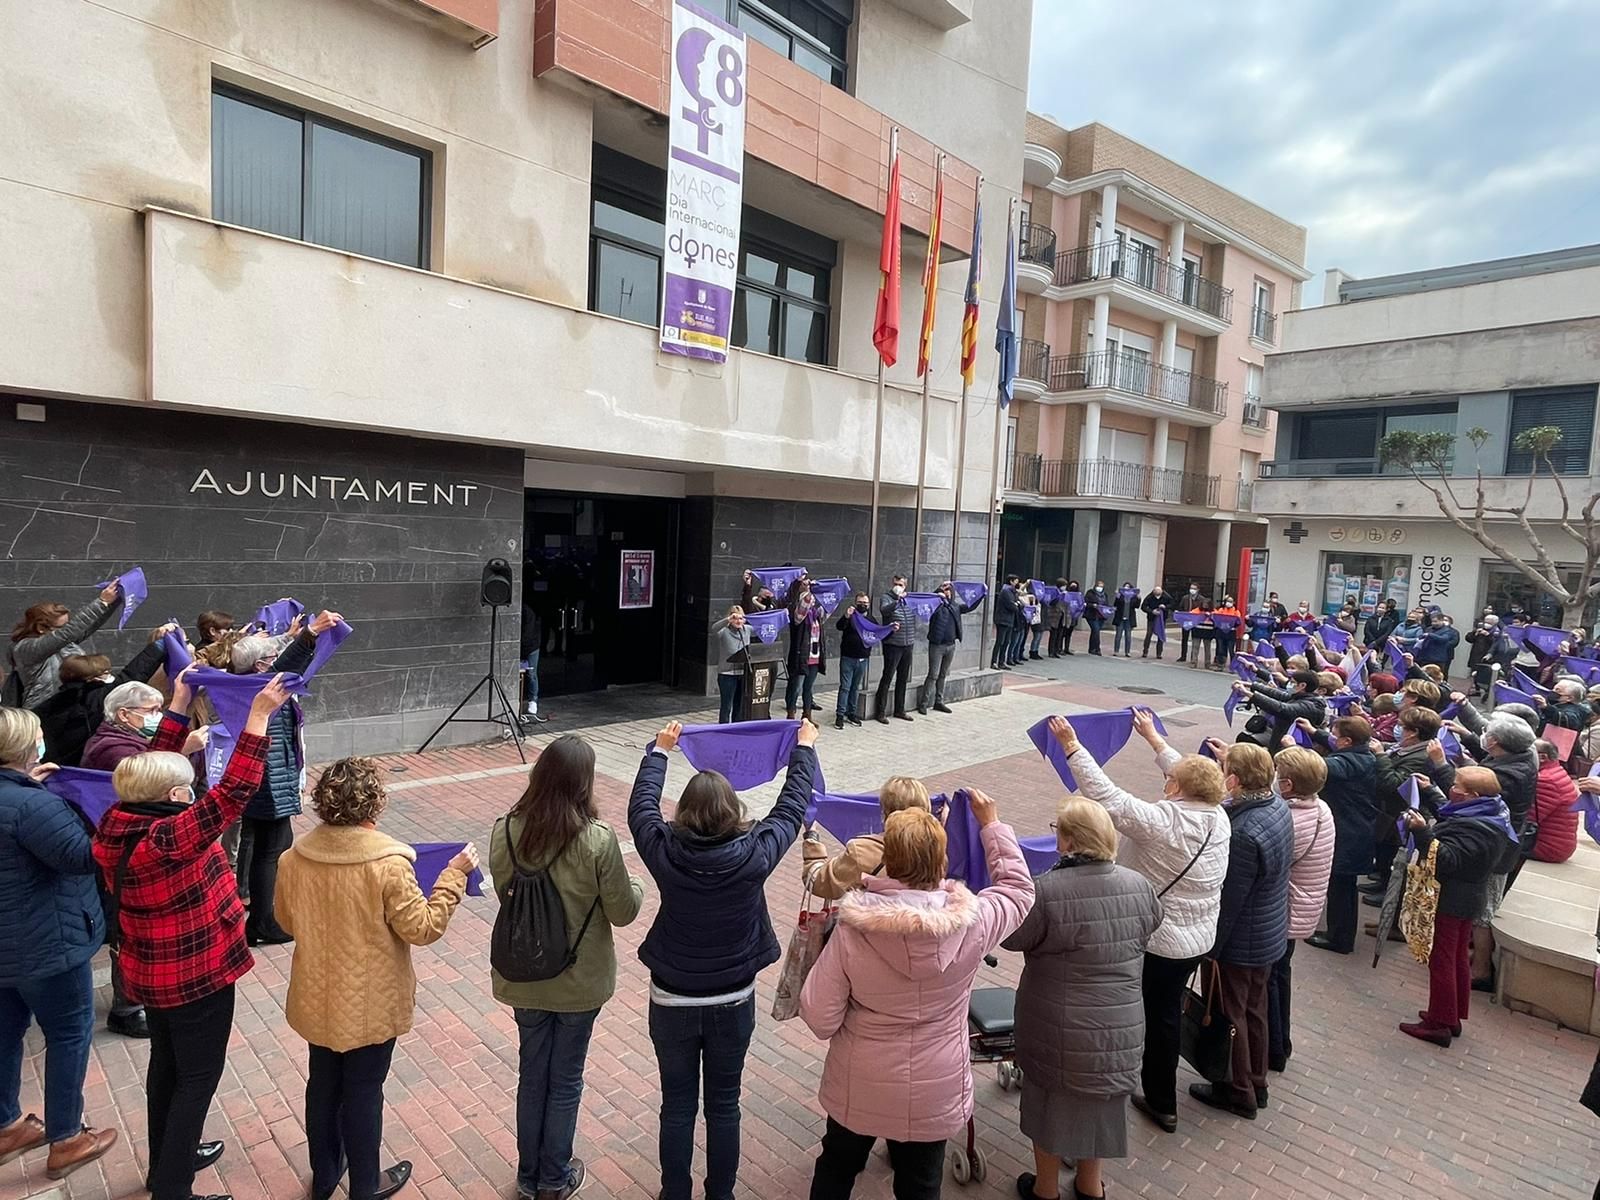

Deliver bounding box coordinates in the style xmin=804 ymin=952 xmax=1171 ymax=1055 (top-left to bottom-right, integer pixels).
xmin=490 ymin=824 xmax=599 ymax=983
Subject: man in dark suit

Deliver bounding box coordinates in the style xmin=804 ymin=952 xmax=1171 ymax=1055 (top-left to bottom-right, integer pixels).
xmin=991 ymin=575 xmax=1021 ymax=671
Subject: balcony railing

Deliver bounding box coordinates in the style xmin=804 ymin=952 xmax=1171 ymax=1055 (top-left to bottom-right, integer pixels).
xmin=1241 ymin=394 xmax=1269 ymax=429
xmin=1052 ymin=238 xmax=1234 ymax=322
xmin=1047 ymin=349 xmax=1227 ymax=416
xmin=1017 ymin=337 xmax=1050 ymax=385
xmin=1250 ymin=305 xmax=1278 ymax=344
xmin=1009 ymin=453 xmax=1221 ymax=507
xmin=1019 ymin=220 xmax=1057 ymax=269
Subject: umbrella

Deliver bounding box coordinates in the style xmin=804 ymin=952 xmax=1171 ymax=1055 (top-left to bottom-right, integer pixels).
xmin=1370 ymin=844 xmax=1413 ymax=967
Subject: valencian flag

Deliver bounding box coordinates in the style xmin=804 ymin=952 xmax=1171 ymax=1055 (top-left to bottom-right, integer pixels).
xmin=959 ymin=192 xmax=982 ymax=386
xmin=995 ymin=208 xmax=1018 ymax=406
xmin=872 ymin=144 xmax=903 ymax=366
xmin=916 ymin=157 xmax=945 ymax=377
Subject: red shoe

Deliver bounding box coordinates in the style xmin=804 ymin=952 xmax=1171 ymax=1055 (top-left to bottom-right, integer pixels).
xmin=1398 ymin=1020 xmax=1452 ymax=1047
xmin=1418 ymin=1010 xmax=1462 ymax=1038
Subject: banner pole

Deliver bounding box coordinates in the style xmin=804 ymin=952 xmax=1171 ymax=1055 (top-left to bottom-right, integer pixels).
xmin=950 ymin=171 xmax=982 ymax=585
xmin=911 ymin=153 xmax=944 ymax=590
xmin=865 ymin=125 xmax=898 ymax=714
xmin=980 ymin=198 xmax=1016 ymax=672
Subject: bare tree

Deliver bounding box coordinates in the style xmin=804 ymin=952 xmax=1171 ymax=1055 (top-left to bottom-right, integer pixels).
xmin=1378 ymin=425 xmax=1599 ymax=628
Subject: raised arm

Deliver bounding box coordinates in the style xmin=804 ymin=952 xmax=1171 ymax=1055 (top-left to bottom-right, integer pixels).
xmin=752 ymin=730 xmax=819 ymax=867
xmin=380 ymin=858 xmax=466 ymax=946
xmin=1050 ymin=716 xmax=1188 ymax=842
xmin=13 ymin=590 xmax=117 ymax=668
xmin=967 ymin=791 xmax=1035 ymax=949
xmin=626 ymin=728 xmax=675 ymax=867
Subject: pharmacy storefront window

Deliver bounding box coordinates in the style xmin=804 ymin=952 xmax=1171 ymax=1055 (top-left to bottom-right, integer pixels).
xmin=1319 ymin=553 xmax=1413 ymax=617
xmin=1479 ymin=562 xmax=1599 ymax=628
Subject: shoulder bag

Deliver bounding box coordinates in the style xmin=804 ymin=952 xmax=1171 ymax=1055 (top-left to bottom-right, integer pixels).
xmin=1180 ymin=959 xmax=1235 ymax=1084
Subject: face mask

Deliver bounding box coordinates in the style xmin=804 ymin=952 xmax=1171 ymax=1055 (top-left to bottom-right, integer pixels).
xmin=1270 ymin=778 xmax=1285 ymax=800
xmin=35 ymin=739 xmax=47 ymax=763
xmin=892 ymin=585 xmax=905 ymax=596
xmin=855 ymin=601 xmax=869 ymax=611
xmin=141 ymin=712 xmax=163 ymax=736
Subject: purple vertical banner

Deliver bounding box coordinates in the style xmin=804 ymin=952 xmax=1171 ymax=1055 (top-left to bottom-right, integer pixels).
xmin=659 ymin=1 xmax=747 ymax=362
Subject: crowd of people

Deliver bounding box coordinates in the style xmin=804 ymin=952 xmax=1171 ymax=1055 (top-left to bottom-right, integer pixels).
xmin=5 ymin=575 xmax=1600 ymax=1200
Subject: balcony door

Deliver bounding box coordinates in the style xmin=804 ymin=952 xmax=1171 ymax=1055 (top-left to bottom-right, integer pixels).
xmin=1094 ymin=428 xmax=1150 ymax=499
xmin=1104 ymin=330 xmax=1154 ymax=394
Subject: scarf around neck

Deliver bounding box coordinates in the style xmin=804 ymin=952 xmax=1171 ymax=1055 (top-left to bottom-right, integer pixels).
xmin=1438 ymin=795 xmax=1518 ymax=842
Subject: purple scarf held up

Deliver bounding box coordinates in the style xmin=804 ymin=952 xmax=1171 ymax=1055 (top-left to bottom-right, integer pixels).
xmin=805 ymin=791 xmax=882 ymax=844
xmin=1562 ymin=657 xmax=1600 ymax=687
xmin=1277 ymin=631 xmax=1309 ymax=657
xmin=1291 ymin=723 xmax=1317 ymax=748
xmin=809 ymin=578 xmax=850 ymax=618
xmin=1438 ymin=794 xmax=1519 ymax=844
xmin=952 ymin=582 xmax=988 ymax=608
xmin=744 ymin=609 xmax=787 ymax=645
xmin=1173 ymin=611 xmax=1203 ymax=632
xmin=905 ymin=593 xmax=943 ymax=624
xmin=748 ymin=567 xmax=808 ymax=605
xmin=1523 ymin=625 xmax=1568 ymax=659
xmin=850 ymin=610 xmax=895 ymax=650
xmin=255 ymin=599 xmax=305 ymax=637
xmin=1386 ymin=638 xmax=1409 ymax=676
xmin=1223 ymin=689 xmax=1241 ymax=727
xmin=1025 ymin=708 xmax=1168 ymax=793
xmin=97 ymin=566 xmax=148 ymax=631
xmin=410 ymin=842 xmax=485 ymax=896
xmin=675 ymin=719 xmax=824 ymax=793
xmin=1063 ymin=591 xmax=1085 ymax=619
xmin=45 ymin=767 xmax=119 ymax=827
xmin=1320 ymin=623 xmax=1351 ymax=653
xmin=1493 ymin=681 xmax=1538 ymax=710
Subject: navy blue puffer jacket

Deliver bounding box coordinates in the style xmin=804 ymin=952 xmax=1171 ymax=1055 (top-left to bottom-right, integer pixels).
xmin=244 ymin=632 xmax=314 ymax=821
xmin=1212 ymin=792 xmax=1294 ymax=968
xmin=0 ymin=768 xmax=105 ymax=985
xmin=628 ymin=745 xmax=815 ymax=995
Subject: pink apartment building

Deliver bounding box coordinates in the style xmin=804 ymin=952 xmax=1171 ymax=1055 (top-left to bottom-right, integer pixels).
xmin=1002 ymin=116 xmax=1311 ymax=598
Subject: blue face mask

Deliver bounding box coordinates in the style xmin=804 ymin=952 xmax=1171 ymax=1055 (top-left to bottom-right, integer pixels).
xmin=141 ymin=711 xmax=163 ymax=737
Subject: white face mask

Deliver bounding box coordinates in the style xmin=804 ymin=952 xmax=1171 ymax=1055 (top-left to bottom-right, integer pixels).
xmin=892 ymin=585 xmax=905 ymax=597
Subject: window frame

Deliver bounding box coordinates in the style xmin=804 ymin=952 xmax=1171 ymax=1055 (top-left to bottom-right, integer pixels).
xmin=588 ymin=158 xmax=668 ymax=322
xmin=733 ymin=231 xmax=832 ymax=364
xmin=1505 ymin=386 xmax=1596 ymax=476
xmin=211 ymin=83 xmax=433 ymax=270
xmin=730 ymin=0 xmax=851 ymax=89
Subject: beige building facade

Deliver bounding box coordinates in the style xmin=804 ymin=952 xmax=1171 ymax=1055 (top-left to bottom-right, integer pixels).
xmin=0 ymin=0 xmax=1032 ymax=754
xmin=1002 ymin=115 xmax=1310 ymax=597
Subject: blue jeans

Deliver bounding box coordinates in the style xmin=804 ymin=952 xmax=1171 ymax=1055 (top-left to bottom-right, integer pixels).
xmin=836 ymin=656 xmax=867 ymax=718
xmin=784 ymin=664 xmax=818 ymax=714
xmin=1114 ymin=618 xmax=1135 ymax=653
xmin=1029 ymin=626 xmax=1044 ymax=654
xmin=0 ymin=960 xmax=94 ymax=1142
xmin=649 ymin=996 xmax=756 ymax=1200
xmin=514 ymin=1008 xmax=599 ymax=1194
xmin=520 ymin=650 xmax=540 ymax=713
xmin=717 ymin=673 xmax=743 ymax=723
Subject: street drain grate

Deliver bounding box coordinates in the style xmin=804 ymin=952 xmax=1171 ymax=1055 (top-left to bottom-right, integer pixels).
xmin=1118 ymin=686 xmax=1165 ymax=695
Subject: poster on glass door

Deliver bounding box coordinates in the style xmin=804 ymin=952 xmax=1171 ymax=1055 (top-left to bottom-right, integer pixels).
xmin=659 ymin=0 xmax=747 ymax=363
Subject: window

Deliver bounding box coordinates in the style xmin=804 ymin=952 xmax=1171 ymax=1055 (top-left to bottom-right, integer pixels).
xmin=730 ymin=0 xmax=851 ymax=89
xmin=1505 ymin=386 xmax=1596 ymax=475
xmin=1480 ymin=562 xmax=1599 ymax=627
xmin=587 ymin=149 xmax=834 ymax=363
xmin=1251 ymin=280 xmax=1274 ymax=340
xmin=212 ymin=86 xmax=430 ymax=269
xmin=1380 ymin=405 xmax=1457 ymax=472
xmin=1319 ymin=554 xmax=1414 ymax=618
xmin=1295 ymin=411 xmax=1379 ymax=461
xmin=1004 ymin=416 xmax=1018 ymax=488
xmin=731 ymin=210 xmax=833 ymax=364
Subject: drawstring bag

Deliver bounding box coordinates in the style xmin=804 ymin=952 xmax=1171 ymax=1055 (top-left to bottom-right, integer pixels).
xmin=772 ymin=889 xmax=834 ymax=1021
xmin=1399 ymin=841 xmax=1440 ymax=965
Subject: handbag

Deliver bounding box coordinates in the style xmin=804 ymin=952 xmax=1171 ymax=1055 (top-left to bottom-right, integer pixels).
xmin=1398 ymin=841 xmax=1440 ymax=965
xmin=1179 ymin=960 xmax=1235 ymax=1084
xmin=771 ymin=890 xmax=834 ymax=1021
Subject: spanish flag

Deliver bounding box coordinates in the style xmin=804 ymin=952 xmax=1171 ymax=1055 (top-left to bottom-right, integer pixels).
xmin=959 ymin=191 xmax=982 ymax=387
xmin=872 ymin=148 xmax=903 ymax=367
xmin=916 ymin=157 xmax=945 ymax=377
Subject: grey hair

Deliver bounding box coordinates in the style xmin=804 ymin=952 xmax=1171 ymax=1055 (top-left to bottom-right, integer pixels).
xmin=230 ymin=633 xmax=287 ymax=674
xmin=1535 ymin=739 xmax=1562 ymax=762
xmin=1485 ymin=714 xmax=1536 ymax=755
xmin=112 ymin=751 xmax=195 ymax=804
xmin=1554 ymin=677 xmax=1587 ymax=702
xmin=1495 ymin=703 xmax=1540 ymax=732
xmin=104 ymin=681 xmax=162 ymax=723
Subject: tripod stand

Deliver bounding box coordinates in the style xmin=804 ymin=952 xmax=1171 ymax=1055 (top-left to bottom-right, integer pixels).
xmin=417 ymin=602 xmax=527 ymax=761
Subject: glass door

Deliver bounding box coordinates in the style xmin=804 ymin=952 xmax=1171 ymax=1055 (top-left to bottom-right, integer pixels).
xmin=525 ymin=497 xmax=602 ymax=697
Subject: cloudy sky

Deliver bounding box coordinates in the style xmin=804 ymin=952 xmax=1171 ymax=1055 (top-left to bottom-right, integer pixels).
xmin=1028 ymin=0 xmax=1600 ymax=300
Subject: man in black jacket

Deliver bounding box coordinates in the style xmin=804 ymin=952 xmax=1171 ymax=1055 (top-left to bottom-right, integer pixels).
xmin=1234 ymin=670 xmax=1326 ymax=753
xmin=1141 ymin=586 xmax=1173 ymax=659
xmin=1306 ymin=716 xmax=1381 ymax=953
xmin=875 ymin=575 xmax=915 ymax=723
xmin=1468 ymin=615 xmax=1517 ymax=697
xmin=991 ymin=575 xmax=1021 ymax=671
xmin=1364 ymin=598 xmax=1401 ymax=652
xmin=919 ymin=582 xmax=980 ymax=715
xmin=1083 ymin=580 xmax=1109 ymax=656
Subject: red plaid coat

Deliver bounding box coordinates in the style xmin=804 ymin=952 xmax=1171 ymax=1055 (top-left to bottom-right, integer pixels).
xmin=92 ymin=712 xmax=267 ymax=1009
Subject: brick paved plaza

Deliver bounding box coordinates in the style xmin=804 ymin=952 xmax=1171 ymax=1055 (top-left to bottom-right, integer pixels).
xmin=6 ymin=658 xmax=1599 ymax=1200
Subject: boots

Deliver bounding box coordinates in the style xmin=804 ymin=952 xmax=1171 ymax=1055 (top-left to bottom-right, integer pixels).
xmin=45 ymin=1127 xmax=118 ymax=1180
xmin=786 ymin=708 xmax=798 ymax=720
xmin=803 ymin=707 xmax=814 ymax=725
xmin=835 ymin=713 xmax=845 ymax=730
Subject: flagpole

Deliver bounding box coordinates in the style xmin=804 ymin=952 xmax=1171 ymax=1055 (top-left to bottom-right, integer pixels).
xmin=866 ymin=125 xmax=897 ymax=609
xmin=911 ymin=153 xmax=944 ymax=591
xmin=950 ymin=172 xmax=982 ymax=584
xmin=980 ymin=198 xmax=1017 ymax=672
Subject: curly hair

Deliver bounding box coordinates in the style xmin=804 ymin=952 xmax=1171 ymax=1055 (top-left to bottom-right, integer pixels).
xmin=312 ymin=757 xmax=388 ymax=826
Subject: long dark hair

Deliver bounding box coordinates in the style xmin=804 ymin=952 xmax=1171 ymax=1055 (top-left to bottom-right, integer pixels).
xmin=674 ymin=770 xmax=750 ymax=838
xmin=510 ymin=735 xmax=598 ymax=864
xmin=11 ymin=602 xmax=67 ymax=643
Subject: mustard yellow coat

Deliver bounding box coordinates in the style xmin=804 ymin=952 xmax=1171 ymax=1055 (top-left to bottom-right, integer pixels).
xmin=275 ymin=824 xmax=466 ymax=1052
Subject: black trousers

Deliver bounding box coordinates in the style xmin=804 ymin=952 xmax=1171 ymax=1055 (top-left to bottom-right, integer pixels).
xmin=875 ymin=643 xmax=912 ymax=716
xmin=809 ymin=1117 xmax=944 ymax=1200
xmin=1087 ymin=618 xmax=1104 ymax=654
xmin=147 ymin=984 xmax=235 ymax=1200
xmin=990 ymin=625 xmax=1011 ymax=670
xmin=306 ymin=1038 xmax=398 ymax=1198
xmin=1324 ymin=872 xmax=1359 ymax=952
xmin=1139 ymin=951 xmax=1203 ymax=1117
xmin=1266 ymin=939 xmax=1295 ymax=1067
xmin=238 ymin=815 xmax=293 ymax=938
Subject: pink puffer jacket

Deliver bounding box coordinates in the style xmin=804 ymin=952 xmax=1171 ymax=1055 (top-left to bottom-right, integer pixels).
xmin=799 ymin=823 xmax=1034 ymax=1143
xmin=1286 ymin=796 xmax=1335 ymax=940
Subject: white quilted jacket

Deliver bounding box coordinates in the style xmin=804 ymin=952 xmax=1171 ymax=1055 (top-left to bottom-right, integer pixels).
xmin=1069 ymin=745 xmax=1232 ymax=960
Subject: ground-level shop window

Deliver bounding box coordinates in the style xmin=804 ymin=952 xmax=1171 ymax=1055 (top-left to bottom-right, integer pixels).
xmin=1479 ymin=562 xmax=1599 ymax=628
xmin=1318 ymin=553 xmax=1412 ymax=617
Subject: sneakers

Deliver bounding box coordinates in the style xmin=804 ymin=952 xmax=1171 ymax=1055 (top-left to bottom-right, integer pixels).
xmin=0 ymin=1114 xmax=45 ymax=1165
xmin=835 ymin=714 xmax=845 ymax=730
xmin=45 ymin=1126 xmax=119 ymax=1180
xmin=533 ymin=1158 xmax=586 ymax=1200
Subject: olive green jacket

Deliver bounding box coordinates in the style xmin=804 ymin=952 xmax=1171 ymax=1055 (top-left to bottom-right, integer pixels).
xmin=489 ymin=815 xmax=644 ymax=1012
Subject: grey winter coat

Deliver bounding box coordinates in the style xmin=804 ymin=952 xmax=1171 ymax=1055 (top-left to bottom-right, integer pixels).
xmin=1002 ymin=857 xmax=1162 ymax=1098
xmin=5 ymin=596 xmax=117 ymax=708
